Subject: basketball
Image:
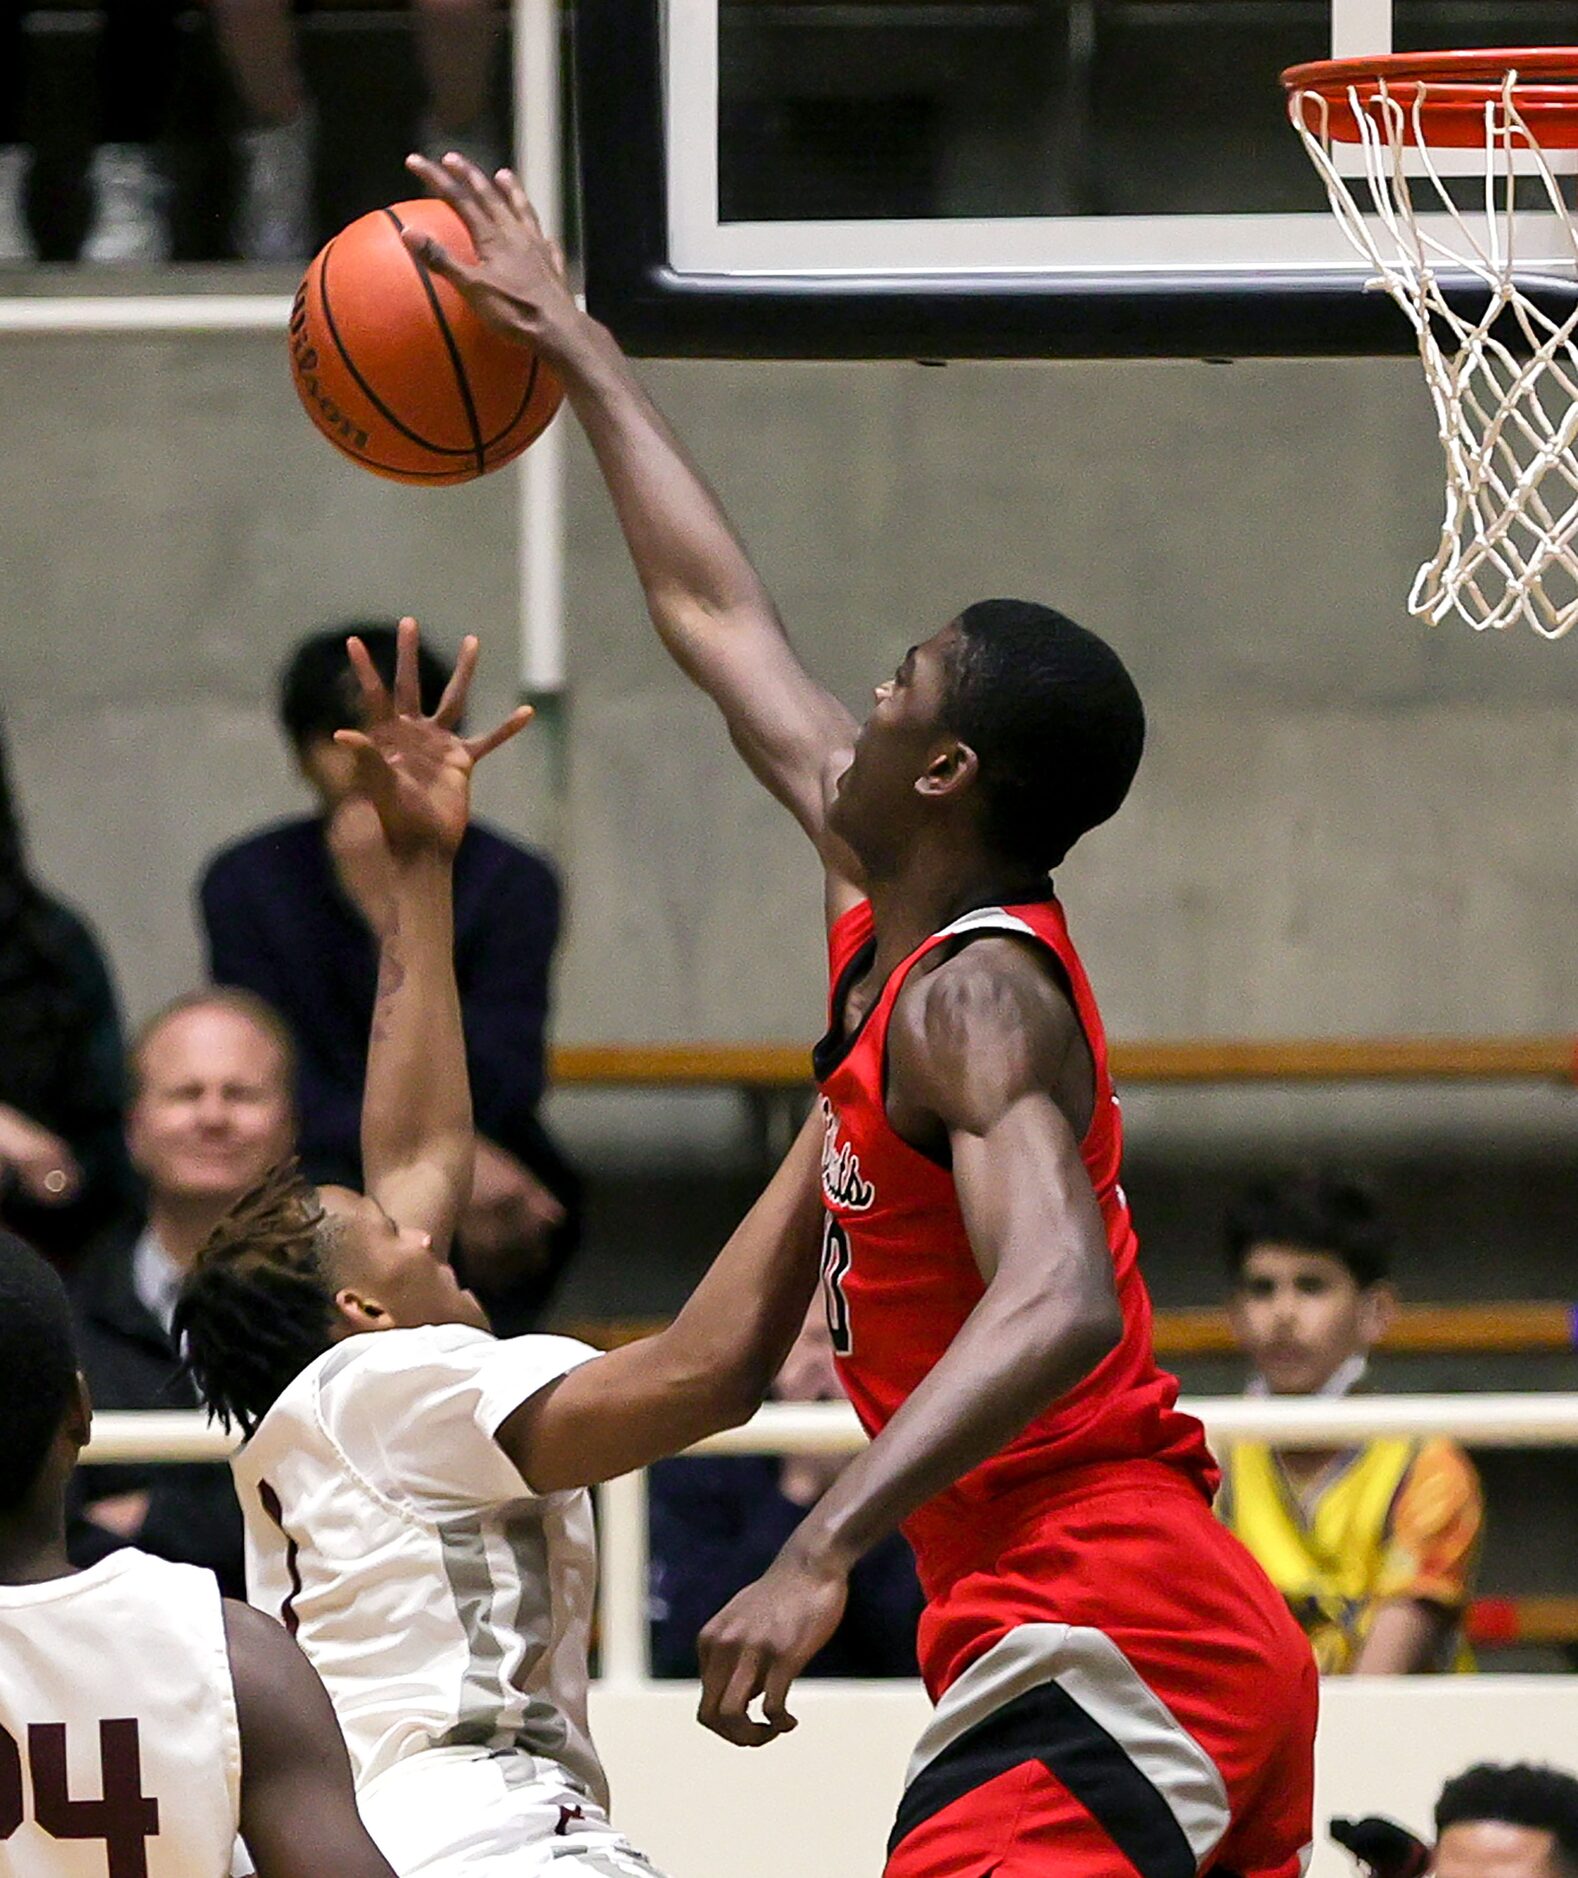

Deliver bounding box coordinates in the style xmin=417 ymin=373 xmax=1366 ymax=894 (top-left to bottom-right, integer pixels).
xmin=288 ymin=198 xmax=563 ymax=485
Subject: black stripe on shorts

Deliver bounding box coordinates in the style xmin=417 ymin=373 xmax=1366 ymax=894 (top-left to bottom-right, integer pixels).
xmin=888 ymin=1679 xmax=1196 ymax=1878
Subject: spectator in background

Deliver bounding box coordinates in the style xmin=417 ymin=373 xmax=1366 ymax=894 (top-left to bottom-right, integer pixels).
xmin=0 ymin=713 xmax=133 ymax=1264
xmin=199 ymin=622 xmax=578 ymax=1333
xmin=209 ymin=0 xmax=504 ymax=260
xmin=1218 ymin=1168 xmax=1483 ymax=1674
xmin=1331 ymin=1764 xmax=1578 ymax=1878
xmin=0 ymin=2 xmax=183 ymax=264
xmin=648 ymin=1296 xmax=924 ymax=1678
xmin=69 ymin=989 xmax=295 ymax=1596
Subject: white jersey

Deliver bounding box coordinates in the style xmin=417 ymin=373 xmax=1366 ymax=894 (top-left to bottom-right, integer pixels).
xmin=230 ymin=1325 xmax=605 ymax=1809
xmin=0 ymin=1551 xmax=241 ymax=1878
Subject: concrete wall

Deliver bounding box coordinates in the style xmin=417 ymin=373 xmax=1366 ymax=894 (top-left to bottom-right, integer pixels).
xmin=3 ymin=327 xmax=1576 ymax=1049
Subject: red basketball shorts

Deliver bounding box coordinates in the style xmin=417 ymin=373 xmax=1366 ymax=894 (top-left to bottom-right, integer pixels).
xmin=885 ymin=1466 xmax=1318 ymax=1878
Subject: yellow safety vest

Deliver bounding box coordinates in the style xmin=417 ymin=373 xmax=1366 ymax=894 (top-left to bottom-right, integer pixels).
xmin=1220 ymin=1437 xmax=1473 ymax=1673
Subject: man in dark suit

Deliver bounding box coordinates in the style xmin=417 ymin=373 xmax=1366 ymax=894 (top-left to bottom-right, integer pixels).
xmin=70 ymin=988 xmax=296 ymax=1594
xmin=198 ymin=622 xmax=579 ymax=1333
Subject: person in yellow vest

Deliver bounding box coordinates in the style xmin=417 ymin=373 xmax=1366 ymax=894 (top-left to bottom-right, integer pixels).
xmin=1218 ymin=1169 xmax=1483 ymax=1673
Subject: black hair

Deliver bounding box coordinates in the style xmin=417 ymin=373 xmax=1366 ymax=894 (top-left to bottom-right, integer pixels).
xmin=0 ymin=714 xmax=97 ymax=1117
xmin=0 ymin=1231 xmax=79 ymax=1511
xmin=175 ymin=1162 xmax=341 ymax=1435
xmin=1436 ymin=1765 xmax=1578 ymax=1874
xmin=277 ymin=622 xmax=454 ymax=751
xmin=1224 ymin=1168 xmax=1395 ymax=1287
xmin=941 ymin=599 xmax=1145 ymax=873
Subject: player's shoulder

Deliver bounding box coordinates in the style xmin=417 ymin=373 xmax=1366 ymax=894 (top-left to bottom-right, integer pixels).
xmin=306 ymin=1323 xmax=599 ymax=1406
xmin=900 ymin=930 xmax=1080 ymax=1062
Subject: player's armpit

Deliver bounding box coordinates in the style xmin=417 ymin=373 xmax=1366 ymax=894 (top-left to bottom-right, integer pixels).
xmin=224 ymin=1601 xmax=397 ymax=1878
xmin=496 ymin=1110 xmax=827 ymax=1493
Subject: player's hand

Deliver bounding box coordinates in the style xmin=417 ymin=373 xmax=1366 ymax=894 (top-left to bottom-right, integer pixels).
xmin=695 ymin=1546 xmax=849 ymax=1747
xmin=401 ymin=155 xmax=582 ymax=359
xmin=335 ymin=616 xmax=531 ymax=859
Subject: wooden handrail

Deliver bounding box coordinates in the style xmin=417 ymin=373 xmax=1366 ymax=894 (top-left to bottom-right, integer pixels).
xmin=550 ymin=1037 xmax=1578 ymax=1088
xmin=556 ymin=1301 xmax=1576 ymax=1360
xmin=1154 ymin=1302 xmax=1577 ymax=1358
xmin=1468 ymin=1596 xmax=1578 ymax=1647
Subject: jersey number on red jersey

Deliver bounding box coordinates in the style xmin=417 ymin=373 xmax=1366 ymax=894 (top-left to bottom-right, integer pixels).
xmin=820 ymin=1214 xmax=854 ymax=1357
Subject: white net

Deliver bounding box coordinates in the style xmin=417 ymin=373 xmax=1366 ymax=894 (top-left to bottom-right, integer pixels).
xmin=1291 ymin=71 xmax=1578 ymax=638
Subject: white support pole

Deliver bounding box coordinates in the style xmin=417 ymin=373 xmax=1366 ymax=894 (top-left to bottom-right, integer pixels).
xmin=596 ymin=1468 xmax=652 ymax=1684
xmin=515 ymin=0 xmax=567 ymax=698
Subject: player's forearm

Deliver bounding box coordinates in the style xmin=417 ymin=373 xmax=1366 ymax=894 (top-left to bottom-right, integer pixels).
xmin=361 ymin=853 xmax=472 ymax=1195
xmin=787 ymin=1279 xmax=1119 ymax=1575
xmin=658 ymin=1109 xmax=826 ymax=1418
xmin=555 ymin=322 xmax=782 ymax=648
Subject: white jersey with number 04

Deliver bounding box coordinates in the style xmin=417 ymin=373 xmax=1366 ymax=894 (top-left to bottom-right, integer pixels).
xmin=231 ymin=1325 xmax=606 ymax=1808
xmin=0 ymin=1550 xmax=241 ymax=1878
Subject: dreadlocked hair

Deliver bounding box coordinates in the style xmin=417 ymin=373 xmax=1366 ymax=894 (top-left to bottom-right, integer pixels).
xmin=174 ymin=1160 xmax=341 ymax=1436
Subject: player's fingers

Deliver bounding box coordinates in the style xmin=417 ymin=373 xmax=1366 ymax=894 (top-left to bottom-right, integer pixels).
xmin=345 ymin=636 xmax=392 ymax=722
xmin=394 ymin=616 xmax=422 ymax=715
xmin=548 ymin=238 xmax=568 ymax=284
xmin=695 ymin=1638 xmax=748 ymax=1740
xmin=441 ymin=150 xmax=500 ymax=224
xmin=466 ymin=705 xmax=534 ymax=764
xmin=760 ymin=1659 xmax=800 ymax=1738
xmin=715 ymin=1647 xmax=774 ymax=1747
xmin=496 ymin=167 xmax=532 ymax=222
xmin=401 ymin=226 xmax=479 ymax=292
xmin=434 ymin=634 xmax=478 ymax=727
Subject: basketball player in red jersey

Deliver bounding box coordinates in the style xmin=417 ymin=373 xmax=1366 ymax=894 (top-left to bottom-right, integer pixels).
xmin=409 ymin=152 xmax=1318 ymax=1878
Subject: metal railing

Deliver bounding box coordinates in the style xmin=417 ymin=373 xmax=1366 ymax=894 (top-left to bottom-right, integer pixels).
xmin=84 ymin=1392 xmax=1578 ymax=1681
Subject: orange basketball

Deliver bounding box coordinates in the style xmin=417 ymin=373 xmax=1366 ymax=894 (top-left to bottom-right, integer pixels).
xmin=288 ymin=198 xmax=563 ymax=485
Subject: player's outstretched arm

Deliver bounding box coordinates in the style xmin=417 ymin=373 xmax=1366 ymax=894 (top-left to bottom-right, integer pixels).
xmin=494 ymin=1108 xmax=825 ymax=1492
xmin=225 ymin=1600 xmax=398 ymax=1878
xmin=697 ymin=944 xmax=1123 ymax=1746
xmin=340 ymin=619 xmax=532 ymax=1252
xmin=403 ymin=154 xmax=863 ymax=902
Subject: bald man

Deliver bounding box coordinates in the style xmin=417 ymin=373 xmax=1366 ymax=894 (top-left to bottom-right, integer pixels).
xmin=69 ymin=990 xmax=296 ymax=1592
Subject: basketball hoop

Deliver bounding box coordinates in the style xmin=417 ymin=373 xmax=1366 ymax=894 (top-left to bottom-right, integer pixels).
xmin=1283 ymin=50 xmax=1578 ymax=639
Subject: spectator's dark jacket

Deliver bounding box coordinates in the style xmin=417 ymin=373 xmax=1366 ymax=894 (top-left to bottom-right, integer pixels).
xmin=199 ymin=815 xmax=579 ymax=1324
xmin=649 ymin=1454 xmax=924 ymax=1679
xmin=0 ymin=897 xmax=134 ymax=1267
xmin=68 ymin=1218 xmax=245 ymax=1597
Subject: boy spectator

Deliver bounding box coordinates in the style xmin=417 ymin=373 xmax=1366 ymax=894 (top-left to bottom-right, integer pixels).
xmin=70 ymin=989 xmax=296 ymax=1594
xmin=199 ymin=622 xmax=577 ymax=1332
xmin=1218 ymin=1168 xmax=1483 ymax=1673
xmin=648 ymin=1297 xmax=924 ymax=1678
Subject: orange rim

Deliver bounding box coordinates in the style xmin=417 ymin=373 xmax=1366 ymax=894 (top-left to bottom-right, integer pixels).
xmin=1282 ymin=47 xmax=1578 ymax=148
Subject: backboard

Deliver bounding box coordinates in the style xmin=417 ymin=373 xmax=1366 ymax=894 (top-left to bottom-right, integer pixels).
xmin=572 ymin=0 xmax=1578 ymax=360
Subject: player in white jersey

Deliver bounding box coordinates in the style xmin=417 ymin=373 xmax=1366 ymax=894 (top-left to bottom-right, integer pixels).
xmin=175 ymin=623 xmax=826 ymax=1878
xmin=0 ymin=1229 xmax=398 ymax=1878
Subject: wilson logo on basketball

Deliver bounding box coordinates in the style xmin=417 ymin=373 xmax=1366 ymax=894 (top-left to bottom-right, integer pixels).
xmin=290 ymin=284 xmax=372 ymax=455
xmin=819 ymin=1096 xmax=874 ymax=1212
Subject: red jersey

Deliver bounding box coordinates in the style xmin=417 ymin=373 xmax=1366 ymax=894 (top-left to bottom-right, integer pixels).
xmin=815 ymin=898 xmax=1217 ymax=1588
